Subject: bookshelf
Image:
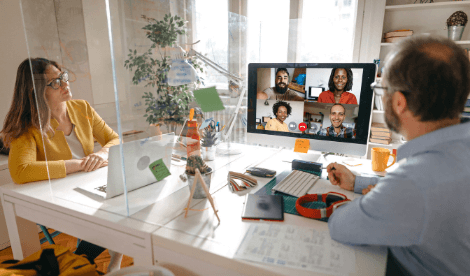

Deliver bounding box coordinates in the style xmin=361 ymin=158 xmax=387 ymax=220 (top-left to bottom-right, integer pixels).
xmin=365 ymin=0 xmax=470 ymax=159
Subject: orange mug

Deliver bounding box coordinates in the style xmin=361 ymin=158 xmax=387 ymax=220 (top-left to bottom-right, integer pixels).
xmin=371 ymin=147 xmax=396 ymax=172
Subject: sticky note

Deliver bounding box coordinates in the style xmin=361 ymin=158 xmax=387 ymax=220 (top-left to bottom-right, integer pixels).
xmin=149 ymin=158 xmax=171 ymax=181
xmin=199 ymin=117 xmax=214 ymax=130
xmin=193 ymin=87 xmax=225 ymax=112
xmin=294 ymin=139 xmax=309 ymax=153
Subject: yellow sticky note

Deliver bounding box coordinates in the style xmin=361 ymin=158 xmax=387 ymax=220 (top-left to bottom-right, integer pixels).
xmin=294 ymin=139 xmax=310 ymax=153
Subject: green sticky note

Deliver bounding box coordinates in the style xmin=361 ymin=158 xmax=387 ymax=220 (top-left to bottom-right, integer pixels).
xmin=193 ymin=87 xmax=225 ymax=112
xmin=149 ymin=158 xmax=171 ymax=181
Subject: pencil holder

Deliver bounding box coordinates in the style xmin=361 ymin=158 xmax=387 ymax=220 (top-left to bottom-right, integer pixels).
xmin=186 ymin=171 xmax=212 ymax=198
xmin=201 ymin=146 xmax=216 ymax=161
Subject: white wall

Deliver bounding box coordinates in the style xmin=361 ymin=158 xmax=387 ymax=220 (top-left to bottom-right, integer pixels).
xmin=0 ymin=1 xmax=27 ymax=131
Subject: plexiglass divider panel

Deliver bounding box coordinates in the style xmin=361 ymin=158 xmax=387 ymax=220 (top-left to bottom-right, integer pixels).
xmin=17 ymin=0 xmax=131 ymax=218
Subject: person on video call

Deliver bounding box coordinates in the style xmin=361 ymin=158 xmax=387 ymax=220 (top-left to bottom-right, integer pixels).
xmin=0 ymin=58 xmax=123 ymax=272
xmin=265 ymin=101 xmax=292 ymax=132
xmin=326 ymin=35 xmax=470 ymax=276
xmin=317 ymin=104 xmax=355 ymax=138
xmin=261 ymin=68 xmax=304 ymax=101
xmin=318 ymin=68 xmax=358 ymax=104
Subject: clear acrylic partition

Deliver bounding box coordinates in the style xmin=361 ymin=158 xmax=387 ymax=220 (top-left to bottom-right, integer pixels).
xmin=100 ymin=0 xmax=360 ymax=225
xmin=17 ymin=0 xmax=133 ymax=218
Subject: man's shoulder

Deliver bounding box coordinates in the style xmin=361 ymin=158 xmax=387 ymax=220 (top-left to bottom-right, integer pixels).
xmin=263 ymin=87 xmax=275 ymax=93
xmin=395 ymin=146 xmax=469 ymax=186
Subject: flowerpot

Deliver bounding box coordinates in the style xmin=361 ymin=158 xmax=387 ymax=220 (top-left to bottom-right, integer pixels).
xmin=201 ymin=146 xmax=216 ymax=161
xmin=186 ymin=171 xmax=212 ymax=199
xmin=448 ymin=25 xmax=465 ymax=41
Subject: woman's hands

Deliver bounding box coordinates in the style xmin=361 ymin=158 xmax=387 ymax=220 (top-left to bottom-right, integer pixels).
xmin=64 ymin=148 xmax=109 ymax=175
xmin=81 ymin=148 xmax=109 ymax=172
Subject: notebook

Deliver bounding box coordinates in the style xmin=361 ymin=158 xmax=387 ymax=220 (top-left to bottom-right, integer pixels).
xmin=241 ymin=194 xmax=284 ymax=221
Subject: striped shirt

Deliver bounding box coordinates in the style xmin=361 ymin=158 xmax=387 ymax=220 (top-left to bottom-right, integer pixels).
xmin=317 ymin=125 xmax=355 ymax=138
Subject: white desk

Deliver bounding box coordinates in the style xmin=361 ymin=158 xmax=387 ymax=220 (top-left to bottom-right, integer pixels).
xmin=0 ymin=144 xmax=280 ymax=264
xmin=0 ymin=154 xmax=12 ymax=250
xmin=0 ymin=145 xmax=391 ymax=275
xmin=145 ymin=149 xmax=390 ymax=275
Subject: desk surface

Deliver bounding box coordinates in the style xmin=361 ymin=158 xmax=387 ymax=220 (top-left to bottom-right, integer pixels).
xmin=0 ymin=145 xmax=390 ymax=275
xmin=147 ymin=149 xmax=389 ymax=276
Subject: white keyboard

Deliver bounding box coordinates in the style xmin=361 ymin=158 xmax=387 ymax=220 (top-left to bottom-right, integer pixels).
xmin=272 ymin=170 xmax=320 ymax=198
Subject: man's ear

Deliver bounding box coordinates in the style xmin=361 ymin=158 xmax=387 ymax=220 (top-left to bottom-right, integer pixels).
xmin=391 ymin=91 xmax=408 ymax=115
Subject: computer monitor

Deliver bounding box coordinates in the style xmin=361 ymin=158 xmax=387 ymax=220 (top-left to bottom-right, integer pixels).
xmin=248 ymin=63 xmax=375 ymax=156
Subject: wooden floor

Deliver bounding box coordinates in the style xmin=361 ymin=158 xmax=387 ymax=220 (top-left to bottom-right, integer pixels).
xmin=0 ymin=229 xmax=134 ymax=274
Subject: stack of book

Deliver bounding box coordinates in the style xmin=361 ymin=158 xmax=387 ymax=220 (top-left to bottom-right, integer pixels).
xmin=370 ymin=123 xmax=392 ymax=145
xmin=383 ymin=30 xmax=413 ymax=43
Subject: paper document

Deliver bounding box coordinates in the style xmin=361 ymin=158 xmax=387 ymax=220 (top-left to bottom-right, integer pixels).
xmin=235 ymin=223 xmax=356 ymax=275
xmin=309 ymin=179 xmax=361 ymax=200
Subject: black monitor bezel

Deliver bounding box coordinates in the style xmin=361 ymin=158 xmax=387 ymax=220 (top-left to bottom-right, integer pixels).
xmin=247 ymin=63 xmax=376 ymax=145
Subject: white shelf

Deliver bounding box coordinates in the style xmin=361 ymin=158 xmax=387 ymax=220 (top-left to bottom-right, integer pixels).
xmin=385 ymin=1 xmax=470 ymax=12
xmin=368 ymin=140 xmax=403 ymax=148
xmin=382 ymin=40 xmax=470 ymax=46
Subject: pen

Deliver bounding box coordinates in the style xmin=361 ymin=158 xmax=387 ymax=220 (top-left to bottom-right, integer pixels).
xmin=172 ymin=154 xmax=187 ymax=160
xmin=216 ymin=122 xmax=219 ymax=132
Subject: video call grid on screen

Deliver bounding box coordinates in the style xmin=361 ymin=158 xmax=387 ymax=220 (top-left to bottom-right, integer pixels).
xmin=247 ymin=63 xmax=376 ymax=145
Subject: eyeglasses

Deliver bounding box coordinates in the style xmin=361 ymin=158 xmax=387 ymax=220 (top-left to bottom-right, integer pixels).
xmin=370 ymin=81 xmax=387 ymax=96
xmin=370 ymin=81 xmax=412 ymax=96
xmin=46 ymin=71 xmax=69 ymax=90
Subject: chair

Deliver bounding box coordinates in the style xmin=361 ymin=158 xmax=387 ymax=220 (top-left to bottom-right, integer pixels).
xmin=38 ymin=225 xmax=81 ymax=250
xmin=105 ymin=265 xmax=174 ymax=276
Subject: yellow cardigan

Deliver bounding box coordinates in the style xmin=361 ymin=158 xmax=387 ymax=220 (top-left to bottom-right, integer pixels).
xmin=8 ymin=100 xmax=120 ymax=184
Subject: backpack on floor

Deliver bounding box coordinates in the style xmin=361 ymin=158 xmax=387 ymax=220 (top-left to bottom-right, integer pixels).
xmin=0 ymin=244 xmax=100 ymax=276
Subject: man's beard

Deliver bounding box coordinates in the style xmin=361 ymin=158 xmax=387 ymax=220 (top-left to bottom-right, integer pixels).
xmin=275 ymin=82 xmax=288 ymax=94
xmin=384 ymin=94 xmax=401 ymax=133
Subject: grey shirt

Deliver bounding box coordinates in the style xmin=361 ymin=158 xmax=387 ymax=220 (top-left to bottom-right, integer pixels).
xmin=263 ymin=87 xmax=304 ymax=101
xmin=328 ymin=118 xmax=470 ymax=276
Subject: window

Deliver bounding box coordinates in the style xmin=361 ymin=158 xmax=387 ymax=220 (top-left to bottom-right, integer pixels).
xmin=246 ymin=0 xmax=290 ymax=63
xmin=298 ymin=1 xmax=358 ymax=63
xmin=194 ymin=0 xmax=229 ymax=89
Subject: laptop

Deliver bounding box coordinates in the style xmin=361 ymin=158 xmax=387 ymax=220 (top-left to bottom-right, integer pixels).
xmin=78 ymin=133 xmax=174 ymax=199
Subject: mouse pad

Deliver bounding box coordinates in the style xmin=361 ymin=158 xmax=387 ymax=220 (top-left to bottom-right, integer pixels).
xmin=242 ymin=194 xmax=284 ymax=221
xmin=255 ymin=169 xmax=328 ymax=222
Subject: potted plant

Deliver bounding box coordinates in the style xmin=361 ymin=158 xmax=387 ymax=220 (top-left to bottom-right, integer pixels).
xmin=124 ymin=13 xmax=204 ymax=133
xmin=447 ymin=11 xmax=468 ymax=41
xmin=200 ymin=129 xmax=218 ymax=161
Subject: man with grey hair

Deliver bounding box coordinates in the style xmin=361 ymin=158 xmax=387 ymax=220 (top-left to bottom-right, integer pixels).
xmin=326 ymin=35 xmax=470 ymax=275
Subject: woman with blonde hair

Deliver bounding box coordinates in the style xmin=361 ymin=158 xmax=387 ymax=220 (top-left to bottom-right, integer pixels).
xmin=0 ymin=57 xmax=123 ymax=272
